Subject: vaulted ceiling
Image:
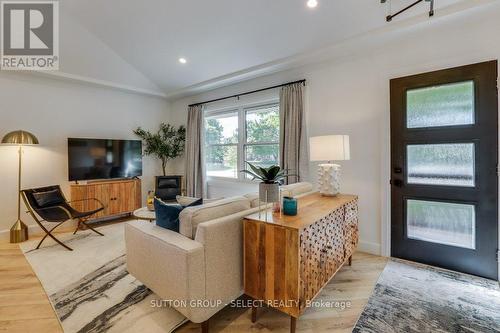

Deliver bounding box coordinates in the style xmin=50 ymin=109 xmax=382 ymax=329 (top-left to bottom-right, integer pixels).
xmin=58 ymin=0 xmax=491 ymax=99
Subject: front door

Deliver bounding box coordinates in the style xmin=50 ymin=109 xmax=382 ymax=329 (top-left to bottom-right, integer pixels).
xmin=390 ymin=61 xmax=498 ymax=280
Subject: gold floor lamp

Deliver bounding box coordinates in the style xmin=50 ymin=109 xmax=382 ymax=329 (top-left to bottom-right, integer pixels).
xmin=1 ymin=130 xmax=39 ymax=243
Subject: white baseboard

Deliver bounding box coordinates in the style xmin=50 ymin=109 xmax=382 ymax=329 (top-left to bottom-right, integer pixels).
xmin=358 ymin=240 xmax=381 ymax=256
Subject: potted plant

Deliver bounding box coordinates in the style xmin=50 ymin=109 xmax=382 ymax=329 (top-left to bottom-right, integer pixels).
xmin=241 ymin=163 xmax=293 ymax=203
xmin=134 ymin=123 xmax=186 ymax=176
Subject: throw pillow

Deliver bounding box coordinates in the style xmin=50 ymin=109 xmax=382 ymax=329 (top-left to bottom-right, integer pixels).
xmin=33 ymin=189 xmax=66 ymax=208
xmin=154 ymin=198 xmax=183 ymax=232
xmin=155 ymin=197 xmax=203 ymax=232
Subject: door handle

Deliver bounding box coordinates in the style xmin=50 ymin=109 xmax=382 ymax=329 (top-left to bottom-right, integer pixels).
xmin=391 ymin=179 xmax=403 ymax=187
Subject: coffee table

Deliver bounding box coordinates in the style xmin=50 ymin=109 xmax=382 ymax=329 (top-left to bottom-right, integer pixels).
xmin=133 ymin=207 xmax=156 ymax=222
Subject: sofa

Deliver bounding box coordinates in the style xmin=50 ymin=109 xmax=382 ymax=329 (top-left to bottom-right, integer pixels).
xmin=125 ymin=182 xmax=314 ymax=331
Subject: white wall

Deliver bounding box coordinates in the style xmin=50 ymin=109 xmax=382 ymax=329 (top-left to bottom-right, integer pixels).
xmin=169 ymin=4 xmax=500 ymax=256
xmin=0 ymin=73 xmax=170 ymax=237
xmin=58 ymin=9 xmax=162 ymax=94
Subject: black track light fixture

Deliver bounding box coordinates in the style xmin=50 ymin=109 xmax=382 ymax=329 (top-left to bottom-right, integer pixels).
xmin=382 ymin=0 xmax=434 ymax=22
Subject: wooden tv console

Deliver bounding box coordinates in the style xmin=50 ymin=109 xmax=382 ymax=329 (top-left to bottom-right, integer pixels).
xmin=70 ymin=178 xmax=142 ymax=222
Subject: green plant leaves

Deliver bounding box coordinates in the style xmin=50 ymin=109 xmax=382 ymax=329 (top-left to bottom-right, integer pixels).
xmin=241 ymin=162 xmax=294 ymax=183
xmin=134 ymin=123 xmax=186 ymax=175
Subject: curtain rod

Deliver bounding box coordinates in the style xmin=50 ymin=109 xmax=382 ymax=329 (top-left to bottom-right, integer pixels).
xmin=188 ymin=79 xmax=306 ymax=108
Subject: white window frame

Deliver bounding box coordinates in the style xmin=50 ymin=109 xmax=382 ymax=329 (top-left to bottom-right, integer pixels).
xmin=204 ymin=100 xmax=280 ymax=182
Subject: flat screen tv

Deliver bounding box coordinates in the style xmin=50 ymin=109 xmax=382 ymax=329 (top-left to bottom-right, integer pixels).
xmin=68 ymin=138 xmax=142 ymax=181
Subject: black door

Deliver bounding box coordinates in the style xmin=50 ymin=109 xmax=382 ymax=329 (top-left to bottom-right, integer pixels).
xmin=391 ymin=61 xmax=498 ymax=280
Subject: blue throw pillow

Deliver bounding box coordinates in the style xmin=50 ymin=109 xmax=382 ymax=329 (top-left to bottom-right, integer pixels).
xmin=154 ymin=198 xmax=183 ymax=232
xmin=154 ymin=197 xmax=204 ymax=232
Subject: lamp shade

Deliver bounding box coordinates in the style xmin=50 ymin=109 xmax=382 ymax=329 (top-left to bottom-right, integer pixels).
xmin=310 ymin=135 xmax=350 ymax=161
xmin=1 ymin=130 xmax=39 ymax=145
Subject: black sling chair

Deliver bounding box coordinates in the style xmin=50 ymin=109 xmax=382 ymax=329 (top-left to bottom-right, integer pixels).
xmin=21 ymin=185 xmax=105 ymax=251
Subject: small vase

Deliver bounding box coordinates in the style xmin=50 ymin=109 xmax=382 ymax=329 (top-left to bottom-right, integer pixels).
xmin=283 ymin=196 xmax=298 ymax=216
xmin=259 ymin=182 xmax=280 ymax=203
xmin=146 ymin=191 xmax=155 ymax=211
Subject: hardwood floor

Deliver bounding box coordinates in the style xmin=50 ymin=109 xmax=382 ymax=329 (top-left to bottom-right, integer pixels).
xmin=178 ymin=252 xmax=388 ymax=333
xmin=0 ymin=241 xmax=63 ymax=333
xmin=0 ymin=238 xmax=387 ymax=333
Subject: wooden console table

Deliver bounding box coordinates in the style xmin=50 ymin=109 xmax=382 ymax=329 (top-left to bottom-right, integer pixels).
xmin=243 ymin=193 xmax=359 ymax=333
xmin=70 ymin=178 xmax=142 ymax=222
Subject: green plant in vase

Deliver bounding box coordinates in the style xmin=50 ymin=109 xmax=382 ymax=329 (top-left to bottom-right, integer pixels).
xmin=240 ymin=162 xmax=294 ymax=206
xmin=134 ymin=123 xmax=186 ymax=176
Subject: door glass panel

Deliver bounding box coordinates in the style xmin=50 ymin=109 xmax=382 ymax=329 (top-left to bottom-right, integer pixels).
xmin=407 ymin=199 xmax=475 ymax=249
xmin=407 ymin=81 xmax=474 ymax=128
xmin=407 ymin=143 xmax=475 ymax=187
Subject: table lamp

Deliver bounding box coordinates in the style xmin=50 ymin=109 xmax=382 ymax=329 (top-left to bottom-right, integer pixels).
xmin=1 ymin=130 xmax=39 ymax=243
xmin=310 ymin=135 xmax=350 ymax=196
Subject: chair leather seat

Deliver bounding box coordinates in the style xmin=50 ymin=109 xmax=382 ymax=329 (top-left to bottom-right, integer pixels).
xmin=39 ymin=207 xmax=73 ymax=222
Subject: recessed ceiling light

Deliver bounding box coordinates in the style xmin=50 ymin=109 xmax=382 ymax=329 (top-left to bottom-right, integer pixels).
xmin=178 ymin=57 xmax=187 ymax=64
xmin=307 ymin=0 xmax=318 ymax=8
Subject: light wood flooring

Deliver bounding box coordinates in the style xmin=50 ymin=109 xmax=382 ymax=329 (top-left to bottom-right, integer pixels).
xmin=0 ymin=241 xmax=63 ymax=333
xmin=177 ymin=252 xmax=388 ymax=333
xmin=0 ymin=235 xmax=387 ymax=333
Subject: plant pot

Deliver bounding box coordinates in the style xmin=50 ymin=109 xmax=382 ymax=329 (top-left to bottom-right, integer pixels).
xmin=259 ymin=182 xmax=280 ymax=203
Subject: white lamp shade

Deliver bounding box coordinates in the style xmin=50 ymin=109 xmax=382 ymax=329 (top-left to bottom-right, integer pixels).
xmin=310 ymin=135 xmax=350 ymax=161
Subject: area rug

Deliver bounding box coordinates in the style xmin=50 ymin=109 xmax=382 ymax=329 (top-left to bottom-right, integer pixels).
xmin=19 ymin=223 xmax=187 ymax=333
xmin=353 ymin=258 xmax=500 ymax=333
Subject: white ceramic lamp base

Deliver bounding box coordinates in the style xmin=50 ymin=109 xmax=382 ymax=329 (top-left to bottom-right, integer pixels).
xmin=317 ymin=163 xmax=341 ymax=196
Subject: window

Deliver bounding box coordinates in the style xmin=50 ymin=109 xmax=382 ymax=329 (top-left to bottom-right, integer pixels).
xmin=205 ymin=111 xmax=239 ymax=178
xmin=204 ymin=102 xmax=280 ymax=179
xmin=244 ymin=104 xmax=280 ymax=177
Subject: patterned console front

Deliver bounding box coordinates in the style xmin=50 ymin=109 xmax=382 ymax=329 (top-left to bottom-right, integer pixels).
xmin=244 ymin=193 xmax=359 ymax=324
xmin=299 ymin=198 xmax=359 ymax=306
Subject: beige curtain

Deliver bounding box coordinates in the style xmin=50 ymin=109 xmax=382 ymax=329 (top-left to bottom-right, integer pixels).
xmin=280 ymin=82 xmax=308 ymax=184
xmin=185 ymin=105 xmax=205 ymax=197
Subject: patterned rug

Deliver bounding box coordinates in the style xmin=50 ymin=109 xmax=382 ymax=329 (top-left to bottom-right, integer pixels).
xmin=353 ymin=258 xmax=500 ymax=333
xmin=20 ymin=223 xmax=187 ymax=333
